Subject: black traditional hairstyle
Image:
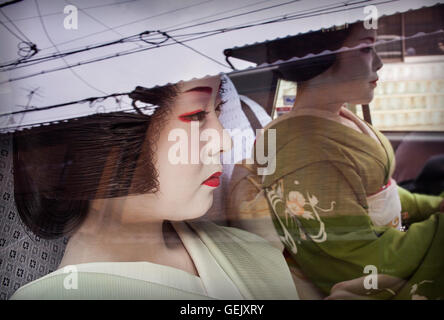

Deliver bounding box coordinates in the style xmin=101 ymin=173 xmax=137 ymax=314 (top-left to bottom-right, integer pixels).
xmin=13 ymin=84 xmax=178 ymax=239
xmin=274 ymin=23 xmax=358 ymax=83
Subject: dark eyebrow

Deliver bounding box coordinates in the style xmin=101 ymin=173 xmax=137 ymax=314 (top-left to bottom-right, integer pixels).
xmin=184 ymin=86 xmax=213 ymax=94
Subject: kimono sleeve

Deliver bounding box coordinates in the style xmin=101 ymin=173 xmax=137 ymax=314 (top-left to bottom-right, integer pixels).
xmin=398 ymin=186 xmax=443 ymax=223
xmin=268 ymin=160 xmax=443 ymax=295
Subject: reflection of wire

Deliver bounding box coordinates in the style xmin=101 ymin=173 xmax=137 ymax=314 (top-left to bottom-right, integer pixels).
xmin=0 ymin=31 xmax=219 ymax=84
xmin=8 ymin=0 xmax=139 ymax=23
xmin=34 ymin=0 xmax=299 ymax=53
xmin=211 ymin=0 xmax=370 ymax=34
xmin=32 ymin=0 xmax=266 ymax=55
xmin=2 ymin=31 xmax=427 ymax=119
xmin=162 ymin=0 xmax=271 ymax=32
xmin=2 ymin=31 xmax=439 ymax=127
xmin=0 ymin=0 xmax=376 ymax=70
xmin=165 ymin=32 xmax=230 ymax=69
xmin=34 ymin=0 xmax=107 ymax=95
xmin=139 ymin=31 xmax=170 ymax=45
xmin=37 ymin=0 xmax=216 ymax=52
xmin=0 ymin=6 xmax=39 ymax=64
xmin=0 ymin=90 xmax=163 ymax=133
xmin=0 ymin=18 xmax=24 ymax=41
xmin=0 ymin=31 xmax=167 ymax=69
xmin=17 ymin=41 xmax=38 ymax=59
xmin=0 ymin=0 xmax=401 ymax=84
xmin=0 ymin=7 xmax=32 ymax=42
xmin=64 ymin=0 xmax=144 ymax=51
xmin=166 ymin=0 xmax=302 ymax=33
xmin=0 ymin=92 xmax=131 ymax=118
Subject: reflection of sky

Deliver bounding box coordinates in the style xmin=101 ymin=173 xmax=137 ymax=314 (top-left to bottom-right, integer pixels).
xmin=0 ymin=0 xmax=439 ymax=129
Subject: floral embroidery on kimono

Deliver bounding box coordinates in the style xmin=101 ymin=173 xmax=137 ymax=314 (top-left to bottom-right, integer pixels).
xmin=265 ymin=179 xmax=334 ymax=254
xmin=256 ymin=112 xmax=444 ymax=299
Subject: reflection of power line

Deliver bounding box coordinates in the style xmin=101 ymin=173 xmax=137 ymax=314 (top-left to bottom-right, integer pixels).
xmin=35 ymin=0 xmax=300 ymax=53
xmin=1 ymin=91 xmax=130 ymax=118
xmin=8 ymin=0 xmax=374 ymax=70
xmin=6 ymin=0 xmax=139 ymax=22
xmin=0 ymin=0 xmax=366 ymax=69
xmin=37 ymin=0 xmax=216 ymax=52
xmin=0 ymin=0 xmax=367 ymax=70
xmin=34 ymin=0 xmax=107 ymax=95
xmin=33 ymin=0 xmax=267 ymax=56
xmin=0 ymin=18 xmax=24 ymax=41
xmin=64 ymin=0 xmax=144 ymax=50
xmin=161 ymin=0 xmax=271 ymax=32
xmin=0 ymin=31 xmax=221 ymax=84
xmin=165 ymin=0 xmax=302 ymax=33
xmin=1 ymin=7 xmax=429 ymax=124
xmin=1 ymin=0 xmax=400 ymax=84
xmin=0 ymin=2 xmax=40 ymax=63
xmin=0 ymin=7 xmax=32 ymax=42
xmin=165 ymin=33 xmax=230 ymax=69
xmin=0 ymin=7 xmax=39 ymax=63
xmin=0 ymin=31 xmax=168 ymax=69
xmin=214 ymin=0 xmax=370 ymax=33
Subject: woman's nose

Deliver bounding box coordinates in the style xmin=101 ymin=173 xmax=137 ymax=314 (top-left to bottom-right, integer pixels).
xmin=220 ymin=125 xmax=233 ymax=154
xmin=200 ymin=118 xmax=233 ymax=163
xmin=213 ymin=117 xmax=232 ymax=155
xmin=373 ymin=49 xmax=383 ymax=71
xmin=206 ymin=117 xmax=232 ymax=157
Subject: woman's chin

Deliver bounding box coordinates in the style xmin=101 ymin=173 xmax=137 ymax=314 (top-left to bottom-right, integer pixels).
xmin=182 ymin=195 xmax=214 ymax=221
xmin=349 ymin=94 xmax=374 ymax=106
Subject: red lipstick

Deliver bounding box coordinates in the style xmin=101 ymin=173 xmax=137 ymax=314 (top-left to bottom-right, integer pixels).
xmin=369 ymin=78 xmax=378 ymax=87
xmin=202 ymin=172 xmax=222 ymax=187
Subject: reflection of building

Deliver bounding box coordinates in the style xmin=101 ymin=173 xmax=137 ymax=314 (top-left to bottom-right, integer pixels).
xmin=224 ymin=4 xmax=444 ymax=131
xmin=360 ymin=61 xmax=444 ymax=131
xmin=274 ymin=81 xmax=296 ymax=118
xmin=365 ymin=4 xmax=444 ymax=131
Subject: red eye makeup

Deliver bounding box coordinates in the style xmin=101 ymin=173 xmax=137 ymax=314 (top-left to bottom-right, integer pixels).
xmin=178 ymin=109 xmax=209 ymax=123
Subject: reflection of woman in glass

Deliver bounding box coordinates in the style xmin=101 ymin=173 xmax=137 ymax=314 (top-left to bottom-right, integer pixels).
xmin=231 ymin=22 xmax=444 ymax=299
xmin=10 ymin=77 xmax=298 ymax=300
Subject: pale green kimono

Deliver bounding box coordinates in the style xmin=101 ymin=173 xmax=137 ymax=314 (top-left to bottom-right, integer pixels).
xmin=10 ymin=221 xmax=298 ymax=300
xmin=256 ymin=107 xmax=444 ymax=300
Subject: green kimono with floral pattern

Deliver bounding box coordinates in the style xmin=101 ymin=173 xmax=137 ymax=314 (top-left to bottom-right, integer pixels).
xmin=257 ymin=113 xmax=444 ymax=300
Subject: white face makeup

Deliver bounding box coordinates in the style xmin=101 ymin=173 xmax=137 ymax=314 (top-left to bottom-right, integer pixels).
xmin=121 ymin=77 xmax=232 ymax=223
xmin=327 ymin=24 xmax=383 ymax=105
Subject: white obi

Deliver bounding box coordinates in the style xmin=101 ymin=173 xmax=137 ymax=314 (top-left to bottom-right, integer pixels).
xmin=366 ymin=178 xmax=402 ymax=230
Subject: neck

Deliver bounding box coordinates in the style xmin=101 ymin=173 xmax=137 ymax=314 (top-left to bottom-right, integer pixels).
xmin=58 ymin=198 xmax=181 ymax=269
xmin=292 ymin=82 xmax=344 ymax=115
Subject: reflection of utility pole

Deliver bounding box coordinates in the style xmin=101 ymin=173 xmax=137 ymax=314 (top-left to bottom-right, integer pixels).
xmin=11 ymin=87 xmax=41 ymax=126
xmin=401 ymin=13 xmax=405 ymax=62
xmin=0 ymin=0 xmax=23 ymax=8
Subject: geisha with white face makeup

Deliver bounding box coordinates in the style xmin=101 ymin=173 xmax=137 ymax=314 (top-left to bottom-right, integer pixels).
xmin=10 ymin=76 xmax=298 ymax=300
xmin=147 ymin=78 xmax=232 ymax=222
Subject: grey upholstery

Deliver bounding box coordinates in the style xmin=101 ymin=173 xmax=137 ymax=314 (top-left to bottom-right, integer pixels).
xmin=0 ymin=134 xmax=68 ymax=300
